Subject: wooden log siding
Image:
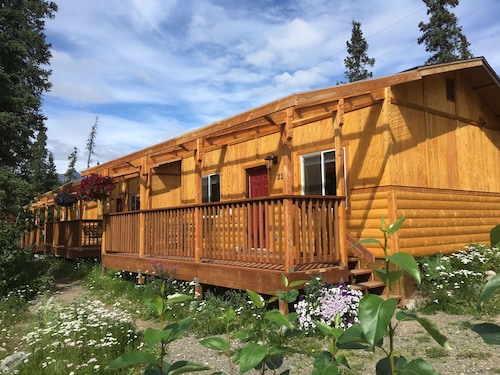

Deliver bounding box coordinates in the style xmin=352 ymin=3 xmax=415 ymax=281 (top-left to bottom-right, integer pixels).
xmin=349 ymin=186 xmax=500 ymax=258
xmin=104 ymin=195 xmax=345 ymax=268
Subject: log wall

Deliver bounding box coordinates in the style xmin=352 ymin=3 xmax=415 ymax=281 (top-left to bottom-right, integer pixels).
xmin=349 ymin=186 xmax=500 ymax=259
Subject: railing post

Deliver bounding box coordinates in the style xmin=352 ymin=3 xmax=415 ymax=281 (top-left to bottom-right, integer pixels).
xmin=194 ymin=138 xmax=204 ymax=263
xmin=333 ymin=102 xmax=348 ymax=267
xmin=101 ymin=216 xmax=107 ymax=257
xmin=282 ymin=108 xmax=295 ymax=273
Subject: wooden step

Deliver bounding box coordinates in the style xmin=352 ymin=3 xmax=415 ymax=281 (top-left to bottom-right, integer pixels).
xmin=351 ymin=280 xmax=385 ymax=292
xmin=349 ymin=268 xmax=373 ymax=283
xmin=349 ymin=268 xmax=373 ymax=277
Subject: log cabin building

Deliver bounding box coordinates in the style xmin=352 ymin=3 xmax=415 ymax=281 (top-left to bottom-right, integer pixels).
xmin=24 ymin=57 xmax=500 ymax=300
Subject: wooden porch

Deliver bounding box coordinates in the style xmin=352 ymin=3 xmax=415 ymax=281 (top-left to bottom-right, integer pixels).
xmin=25 ymin=219 xmax=102 ymax=259
xmin=102 ymin=195 xmax=350 ymax=294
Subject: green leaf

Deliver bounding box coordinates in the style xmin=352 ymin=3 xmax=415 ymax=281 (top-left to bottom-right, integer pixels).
xmin=289 ymin=279 xmax=307 ymax=288
xmin=144 ymin=327 xmax=173 ymax=347
xmin=460 ymin=322 xmax=500 ymax=345
xmin=337 ymin=323 xmax=371 ymax=350
xmin=166 ymin=293 xmax=192 ymax=304
xmin=281 ymin=274 xmax=289 ymax=287
xmin=312 ymin=351 xmax=339 ymax=375
xmin=168 ymin=360 xmax=211 ymax=375
xmin=238 ymin=342 xmax=268 ymax=374
xmin=145 ymin=295 xmax=165 ymax=316
xmin=396 ymin=311 xmax=451 ymax=349
xmin=246 ymin=289 xmax=265 ymax=308
xmin=314 ymin=320 xmax=343 ymax=340
xmin=224 ymin=306 xmax=236 ymax=324
xmin=144 ymin=365 xmax=162 ymax=375
xmin=491 ymin=224 xmax=500 ymax=248
xmin=374 ymin=268 xmax=403 ymax=287
xmin=265 ymin=310 xmax=292 ymax=329
xmin=165 ymin=317 xmax=193 ymax=343
xmin=477 ymin=274 xmax=500 ymax=312
xmin=199 ymin=337 xmax=229 ymax=352
xmin=387 ymin=252 xmax=421 ymax=284
xmin=398 ymin=358 xmax=438 ymax=374
xmin=106 ymin=351 xmax=158 ymax=369
xmin=279 ymin=289 xmax=299 ymax=303
xmin=359 ymin=295 xmax=398 ymax=350
xmin=386 ymin=215 xmax=406 ymax=235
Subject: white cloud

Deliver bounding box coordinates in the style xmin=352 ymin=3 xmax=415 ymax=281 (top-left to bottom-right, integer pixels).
xmin=42 ymin=0 xmax=500 ymax=174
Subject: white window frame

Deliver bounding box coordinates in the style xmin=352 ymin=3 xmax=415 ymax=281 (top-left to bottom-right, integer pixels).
xmin=301 ymin=148 xmax=348 ymax=206
xmin=202 ymin=173 xmax=221 ymax=203
xmin=130 ymin=194 xmax=140 ymax=211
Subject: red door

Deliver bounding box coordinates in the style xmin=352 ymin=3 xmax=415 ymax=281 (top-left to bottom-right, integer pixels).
xmin=247 ymin=167 xmax=268 ymax=249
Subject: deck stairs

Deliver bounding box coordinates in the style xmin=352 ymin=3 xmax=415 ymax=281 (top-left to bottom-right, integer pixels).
xmin=346 ymin=234 xmax=403 ymax=303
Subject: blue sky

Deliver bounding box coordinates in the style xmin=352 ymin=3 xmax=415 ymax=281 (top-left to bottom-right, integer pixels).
xmin=42 ymin=0 xmax=500 ymax=173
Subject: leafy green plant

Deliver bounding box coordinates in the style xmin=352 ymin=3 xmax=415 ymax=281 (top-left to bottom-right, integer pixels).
xmin=418 ymin=243 xmax=500 ymax=314
xmin=107 ymin=282 xmax=209 ymax=374
xmin=491 ymin=224 xmax=500 ymax=248
xmin=17 ymin=296 xmax=139 ymax=375
xmin=460 ymin=273 xmax=500 ymax=346
xmin=341 ymin=216 xmax=450 ymax=375
xmin=201 ymin=275 xmax=305 ymax=374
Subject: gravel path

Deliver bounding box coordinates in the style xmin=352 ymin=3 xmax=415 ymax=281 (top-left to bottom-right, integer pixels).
xmin=51 ymin=281 xmax=500 ymax=374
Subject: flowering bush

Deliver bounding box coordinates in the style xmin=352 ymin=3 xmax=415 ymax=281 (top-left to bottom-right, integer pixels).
xmin=295 ymin=274 xmax=362 ymax=331
xmin=418 ymin=243 xmax=500 ymax=314
xmin=53 ymin=192 xmax=78 ymax=207
xmin=76 ymin=173 xmax=114 ymax=202
xmin=19 ymin=297 xmax=139 ymax=374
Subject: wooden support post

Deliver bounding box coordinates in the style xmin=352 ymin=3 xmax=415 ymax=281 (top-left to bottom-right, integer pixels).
xmin=333 ymin=100 xmax=348 ymax=268
xmin=279 ymin=300 xmax=289 ymax=315
xmin=194 ymin=138 xmax=204 ymax=263
xmin=138 ymin=157 xmax=149 ymax=258
xmin=282 ymin=108 xmax=294 ymax=273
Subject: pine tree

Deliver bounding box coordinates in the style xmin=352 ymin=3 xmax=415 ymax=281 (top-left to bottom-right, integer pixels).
xmin=0 ymin=0 xmax=57 ymax=171
xmin=64 ymin=147 xmax=78 ymax=183
xmin=418 ymin=0 xmax=473 ymax=64
xmin=86 ymin=116 xmax=99 ymax=168
xmin=344 ymin=20 xmax=375 ymax=83
xmin=45 ymin=151 xmax=60 ymax=190
xmin=0 ymin=0 xmax=57 ymax=215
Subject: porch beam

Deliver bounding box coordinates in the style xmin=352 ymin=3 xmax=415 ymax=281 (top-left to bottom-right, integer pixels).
xmin=138 ymin=156 xmax=149 ymax=258
xmin=282 ymin=108 xmax=295 ymax=280
xmin=194 ymin=138 xmax=204 ymax=264
xmin=333 ymin=100 xmax=348 ymax=268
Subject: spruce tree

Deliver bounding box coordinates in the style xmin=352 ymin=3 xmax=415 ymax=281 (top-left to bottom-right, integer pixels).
xmin=0 ymin=0 xmax=57 ymax=215
xmin=45 ymin=151 xmax=60 ymax=190
xmin=86 ymin=116 xmax=99 ymax=168
xmin=344 ymin=20 xmax=375 ymax=82
xmin=418 ymin=0 xmax=473 ymax=64
xmin=64 ymin=147 xmax=78 ymax=183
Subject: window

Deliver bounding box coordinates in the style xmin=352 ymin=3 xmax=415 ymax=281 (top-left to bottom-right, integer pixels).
xmin=130 ymin=194 xmax=140 ymax=211
xmin=446 ymin=77 xmax=455 ymax=102
xmin=302 ymin=150 xmax=336 ymax=195
xmin=202 ymin=174 xmax=220 ymax=203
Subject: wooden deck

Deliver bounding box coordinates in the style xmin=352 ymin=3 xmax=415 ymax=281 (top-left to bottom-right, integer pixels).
xmin=24 ymin=195 xmax=351 ymax=294
xmin=24 ymin=219 xmax=103 ymax=259
xmin=101 ymin=253 xmax=349 ymax=295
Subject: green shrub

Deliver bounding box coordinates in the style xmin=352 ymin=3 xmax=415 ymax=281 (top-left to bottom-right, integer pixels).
xmin=418 ymin=244 xmax=500 ymax=314
xmin=0 ymin=220 xmax=54 ymax=299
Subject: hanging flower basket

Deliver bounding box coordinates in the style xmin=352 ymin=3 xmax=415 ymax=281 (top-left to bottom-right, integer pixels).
xmin=77 ymin=173 xmax=114 ymax=202
xmin=54 ymin=192 xmax=78 ymax=207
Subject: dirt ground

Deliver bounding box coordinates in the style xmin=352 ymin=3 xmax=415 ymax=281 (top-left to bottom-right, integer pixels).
xmin=49 ymin=279 xmax=500 ymax=374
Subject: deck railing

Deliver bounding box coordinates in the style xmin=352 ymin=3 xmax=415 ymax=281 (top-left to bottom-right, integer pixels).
xmin=42 ymin=219 xmax=103 ymax=248
xmin=105 ymin=195 xmax=345 ymax=268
